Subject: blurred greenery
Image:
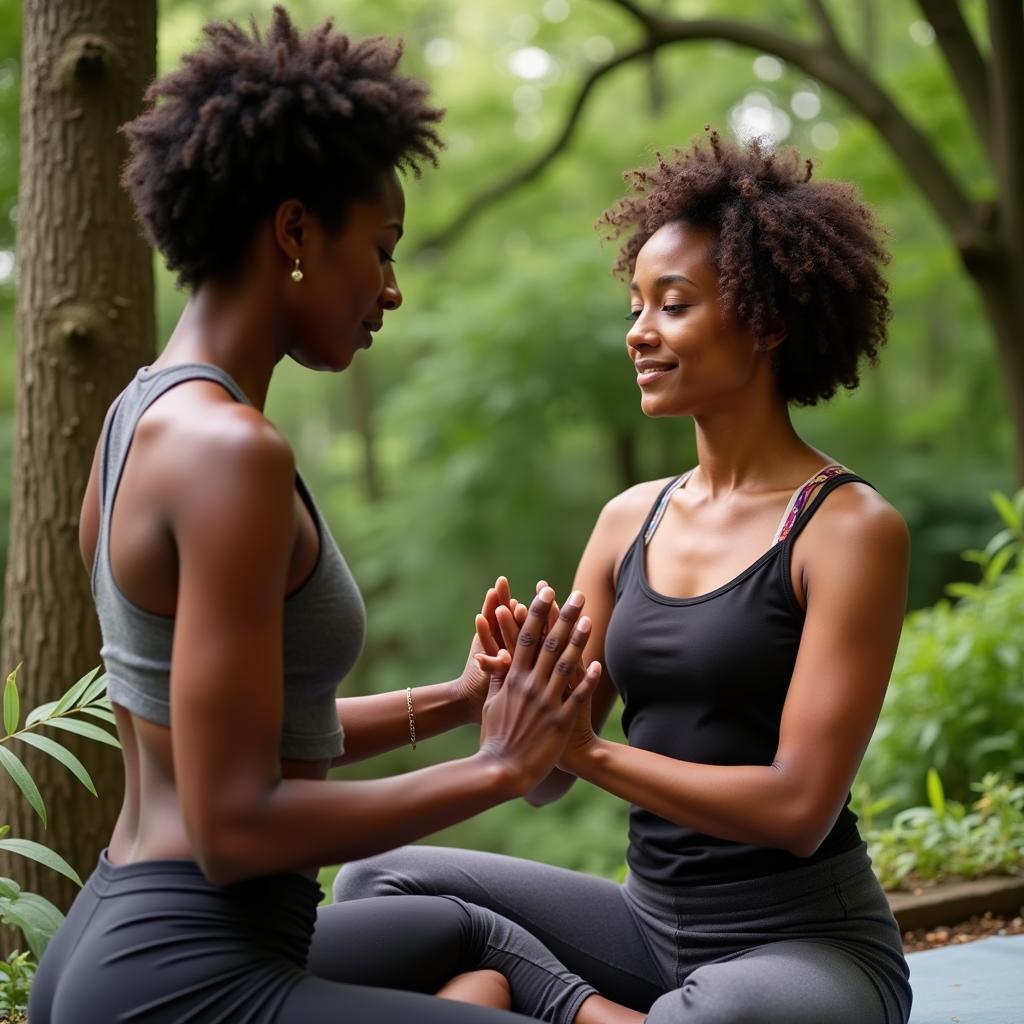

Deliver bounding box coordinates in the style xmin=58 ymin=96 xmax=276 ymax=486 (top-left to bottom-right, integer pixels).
xmin=0 ymin=0 xmax=1018 ymax=877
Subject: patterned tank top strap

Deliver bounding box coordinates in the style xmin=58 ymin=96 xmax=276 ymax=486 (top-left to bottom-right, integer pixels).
xmin=643 ymin=468 xmax=695 ymax=547
xmin=772 ymin=463 xmax=853 ymax=545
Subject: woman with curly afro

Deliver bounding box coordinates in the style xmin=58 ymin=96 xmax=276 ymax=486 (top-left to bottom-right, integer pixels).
xmin=28 ymin=8 xmax=619 ymax=1023
xmin=336 ymin=131 xmax=915 ymax=1024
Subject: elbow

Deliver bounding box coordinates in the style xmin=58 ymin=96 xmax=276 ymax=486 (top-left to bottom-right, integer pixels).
xmin=778 ymin=806 xmax=834 ymax=859
xmin=186 ymin=806 xmax=259 ymax=887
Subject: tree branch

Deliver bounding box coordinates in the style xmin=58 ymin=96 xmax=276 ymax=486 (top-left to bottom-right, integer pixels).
xmin=424 ymin=15 xmax=978 ymax=256
xmin=987 ymin=0 xmax=1024 ymax=268
xmin=806 ymin=0 xmax=844 ymax=52
xmin=417 ymin=42 xmax=657 ymax=252
xmin=916 ymin=0 xmax=991 ymax=156
xmin=603 ymin=0 xmax=661 ymax=32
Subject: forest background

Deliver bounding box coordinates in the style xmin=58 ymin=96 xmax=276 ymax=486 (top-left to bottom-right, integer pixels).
xmin=0 ymin=0 xmax=1017 ymax=883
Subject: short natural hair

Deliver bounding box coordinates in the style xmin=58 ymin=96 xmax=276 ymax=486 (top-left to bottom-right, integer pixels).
xmin=598 ymin=129 xmax=890 ymax=406
xmin=121 ymin=6 xmax=443 ymax=287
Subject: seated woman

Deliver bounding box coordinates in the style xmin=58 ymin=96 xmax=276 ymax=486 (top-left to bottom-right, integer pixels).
xmin=336 ymin=132 xmax=914 ymax=1024
xmin=29 ymin=8 xmax=614 ymax=1023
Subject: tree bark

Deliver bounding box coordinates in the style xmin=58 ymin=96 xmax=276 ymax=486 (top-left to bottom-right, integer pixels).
xmin=0 ymin=0 xmax=156 ymax=921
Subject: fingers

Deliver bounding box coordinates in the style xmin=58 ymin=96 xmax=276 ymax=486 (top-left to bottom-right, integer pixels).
xmin=530 ymin=590 xmax=584 ymax=680
xmin=475 ymin=614 xmax=500 ymax=657
xmin=544 ymin=613 xmax=590 ymax=695
xmin=534 ymin=579 xmax=560 ymax=631
xmin=495 ymin=604 xmax=521 ymax=653
xmin=557 ymin=662 xmax=601 ymax=724
xmin=511 ymin=586 xmax=556 ymax=671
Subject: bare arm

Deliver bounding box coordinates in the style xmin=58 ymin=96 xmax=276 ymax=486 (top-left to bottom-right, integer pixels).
xmin=330 ymin=579 xmax=515 ymax=765
xmin=169 ymin=411 xmax=596 ymax=885
xmin=558 ymin=491 xmax=909 ymax=856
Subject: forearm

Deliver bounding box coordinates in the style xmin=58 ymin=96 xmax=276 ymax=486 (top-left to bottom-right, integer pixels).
xmin=567 ymin=740 xmax=823 ymax=855
xmin=203 ymin=752 xmax=511 ymax=883
xmin=332 ymin=680 xmax=474 ymax=765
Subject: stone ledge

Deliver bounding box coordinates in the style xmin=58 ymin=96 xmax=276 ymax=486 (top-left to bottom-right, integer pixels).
xmin=886 ymin=876 xmax=1024 ymax=931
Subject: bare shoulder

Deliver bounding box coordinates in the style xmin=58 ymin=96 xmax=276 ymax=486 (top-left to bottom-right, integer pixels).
xmin=583 ymin=476 xmax=680 ymax=584
xmin=809 ymin=480 xmax=909 ymax=555
xmin=598 ymin=476 xmax=679 ymax=533
xmin=143 ymin=383 xmax=295 ymax=519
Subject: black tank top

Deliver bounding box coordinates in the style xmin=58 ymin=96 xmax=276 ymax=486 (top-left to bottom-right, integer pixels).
xmin=603 ymin=467 xmax=866 ymax=885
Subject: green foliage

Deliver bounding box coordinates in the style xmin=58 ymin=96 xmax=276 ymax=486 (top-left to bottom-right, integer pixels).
xmin=859 ymin=491 xmax=1024 ymax=808
xmin=0 ymin=665 xmax=118 ymax=958
xmin=0 ymin=949 xmax=34 ymax=1018
xmin=867 ymin=771 xmax=1024 ymax=891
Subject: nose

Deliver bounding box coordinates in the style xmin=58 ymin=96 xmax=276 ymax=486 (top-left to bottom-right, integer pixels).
xmin=380 ymin=269 xmax=402 ymax=312
xmin=626 ymin=316 xmax=658 ymax=354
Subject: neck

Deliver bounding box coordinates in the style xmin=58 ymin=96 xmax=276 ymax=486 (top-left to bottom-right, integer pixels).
xmin=155 ymin=241 xmax=285 ymax=412
xmin=689 ymin=393 xmax=820 ymax=499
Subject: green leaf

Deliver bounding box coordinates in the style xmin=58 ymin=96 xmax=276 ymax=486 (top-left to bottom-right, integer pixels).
xmin=984 ymin=545 xmax=1015 ymax=585
xmin=53 ymin=667 xmax=101 ymax=717
xmin=79 ymin=706 xmax=116 ymax=725
xmin=42 ymin=717 xmax=120 ymax=748
xmin=80 ymin=670 xmax=109 ymax=707
xmin=0 ymin=839 xmax=82 ymax=885
xmin=0 ymin=745 xmax=46 ymax=824
xmin=0 ymin=877 xmax=20 ymax=899
xmin=2 ymin=674 xmax=18 ymax=735
xmin=14 ymin=733 xmax=97 ymax=796
xmin=984 ymin=528 xmax=1016 ymax=559
xmin=927 ymin=767 xmax=946 ymax=820
xmin=0 ymin=890 xmax=64 ymax=959
xmin=25 ymin=701 xmax=58 ymax=728
xmin=991 ymin=491 xmax=1020 ymax=531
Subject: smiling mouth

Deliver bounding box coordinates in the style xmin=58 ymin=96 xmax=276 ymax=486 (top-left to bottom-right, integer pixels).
xmin=635 ymin=361 xmax=676 ymax=385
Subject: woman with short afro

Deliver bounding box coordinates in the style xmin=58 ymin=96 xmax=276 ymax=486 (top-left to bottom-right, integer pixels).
xmin=337 ymin=131 xmax=914 ymax=1024
xmin=29 ymin=8 xmax=618 ymax=1023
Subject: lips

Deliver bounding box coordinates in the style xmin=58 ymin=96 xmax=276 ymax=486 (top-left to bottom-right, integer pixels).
xmin=634 ymin=359 xmax=677 ymax=386
xmin=360 ymin=321 xmax=382 ymax=348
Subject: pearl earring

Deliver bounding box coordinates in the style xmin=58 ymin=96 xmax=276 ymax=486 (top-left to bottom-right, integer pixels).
xmin=291 ymin=258 xmax=304 ymax=283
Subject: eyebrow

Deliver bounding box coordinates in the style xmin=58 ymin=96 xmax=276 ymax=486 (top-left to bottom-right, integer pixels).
xmin=388 ymin=222 xmax=405 ymax=240
xmin=629 ymin=273 xmax=696 ymax=292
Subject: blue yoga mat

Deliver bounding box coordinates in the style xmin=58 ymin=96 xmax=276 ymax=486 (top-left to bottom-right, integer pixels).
xmin=907 ymin=934 xmax=1024 ymax=1023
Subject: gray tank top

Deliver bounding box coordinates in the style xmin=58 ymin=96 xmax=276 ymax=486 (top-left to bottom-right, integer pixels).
xmin=91 ymin=362 xmax=365 ymax=760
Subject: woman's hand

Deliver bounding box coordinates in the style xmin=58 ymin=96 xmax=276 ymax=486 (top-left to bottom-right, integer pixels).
xmin=454 ymin=577 xmax=530 ymax=723
xmin=475 ymin=586 xmax=600 ymax=797
xmin=477 ymin=580 xmax=600 ymax=775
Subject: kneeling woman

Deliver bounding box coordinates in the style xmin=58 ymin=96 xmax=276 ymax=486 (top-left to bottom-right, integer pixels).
xmin=337 ymin=133 xmax=914 ymax=1024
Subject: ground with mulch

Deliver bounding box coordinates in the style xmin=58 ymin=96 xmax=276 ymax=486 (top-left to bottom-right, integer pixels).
xmin=901 ymin=905 xmax=1024 ymax=953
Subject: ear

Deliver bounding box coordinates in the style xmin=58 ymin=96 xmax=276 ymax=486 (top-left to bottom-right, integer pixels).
xmin=274 ymin=199 xmax=306 ymax=262
xmin=755 ymin=325 xmax=787 ymax=353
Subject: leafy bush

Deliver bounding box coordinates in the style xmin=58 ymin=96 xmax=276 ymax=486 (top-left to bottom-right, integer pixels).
xmin=1 ymin=665 xmax=117 ymax=960
xmin=0 ymin=949 xmax=34 ymax=1019
xmin=858 ymin=490 xmax=1024 ymax=808
xmin=867 ymin=769 xmax=1024 ymax=891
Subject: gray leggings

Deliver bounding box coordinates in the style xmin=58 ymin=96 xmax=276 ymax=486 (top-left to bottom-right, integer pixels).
xmin=333 ymin=842 xmax=912 ymax=1024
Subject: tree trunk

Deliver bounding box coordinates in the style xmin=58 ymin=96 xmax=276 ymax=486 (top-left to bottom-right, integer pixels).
xmin=972 ymin=268 xmax=1024 ymax=486
xmin=0 ymin=0 xmax=156 ymax=923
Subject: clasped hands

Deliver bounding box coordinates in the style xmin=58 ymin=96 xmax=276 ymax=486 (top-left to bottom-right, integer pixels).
xmin=461 ymin=577 xmax=600 ymax=794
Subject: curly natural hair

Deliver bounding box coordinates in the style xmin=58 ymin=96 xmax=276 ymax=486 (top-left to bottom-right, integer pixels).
xmin=597 ymin=129 xmax=890 ymax=406
xmin=121 ymin=6 xmax=444 ymax=288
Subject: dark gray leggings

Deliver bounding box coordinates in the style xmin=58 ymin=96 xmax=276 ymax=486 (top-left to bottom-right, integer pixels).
xmin=29 ymin=852 xmax=594 ymax=1023
xmin=334 ymin=842 xmax=913 ymax=1024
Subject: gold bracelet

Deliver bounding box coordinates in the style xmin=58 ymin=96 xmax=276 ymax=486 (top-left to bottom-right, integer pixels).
xmin=405 ymin=686 xmax=417 ymax=750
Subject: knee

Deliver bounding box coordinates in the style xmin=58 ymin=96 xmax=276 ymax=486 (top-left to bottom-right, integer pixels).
xmin=645 ymin=968 xmax=751 ymax=1024
xmin=332 ymin=848 xmax=419 ymax=903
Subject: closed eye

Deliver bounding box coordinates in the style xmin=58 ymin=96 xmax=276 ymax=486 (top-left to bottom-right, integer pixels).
xmin=625 ymin=304 xmax=690 ymax=321
xmin=379 ymin=248 xmax=396 ymax=265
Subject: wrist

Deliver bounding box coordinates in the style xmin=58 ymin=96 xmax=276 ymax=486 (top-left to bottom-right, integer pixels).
xmin=470 ymin=748 xmax=524 ymax=801
xmin=446 ymin=676 xmax=479 ymax=726
xmin=560 ymin=735 xmax=604 ymax=778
